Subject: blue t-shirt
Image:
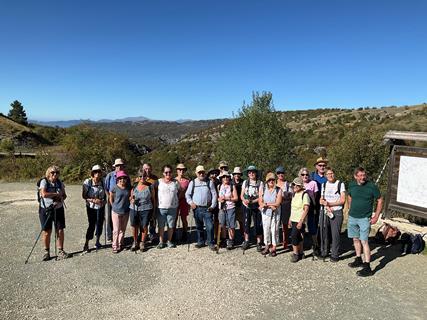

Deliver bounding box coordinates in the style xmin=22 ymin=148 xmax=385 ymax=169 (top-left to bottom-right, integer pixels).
xmin=111 ymin=185 xmax=130 ymax=214
xmin=311 ymin=172 xmax=327 ymax=192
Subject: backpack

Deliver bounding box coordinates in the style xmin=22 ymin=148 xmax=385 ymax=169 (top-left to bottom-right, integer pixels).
xmin=401 ymin=233 xmax=426 ymax=255
xmin=190 ymin=178 xmax=212 ymax=197
xmin=37 ymin=177 xmax=62 ymax=202
xmin=321 ymin=180 xmax=344 ymax=196
xmin=375 ymin=223 xmax=401 ymax=244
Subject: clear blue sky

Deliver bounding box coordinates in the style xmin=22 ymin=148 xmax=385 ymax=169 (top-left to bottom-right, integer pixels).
xmin=1 ymin=0 xmax=426 ymax=121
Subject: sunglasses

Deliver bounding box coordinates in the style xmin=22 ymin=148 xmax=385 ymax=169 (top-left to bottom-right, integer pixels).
xmin=164 ymin=171 xmax=172 ymax=174
xmin=50 ymin=171 xmax=59 ymax=175
xmin=277 ymin=172 xmax=284 ymax=175
xmin=267 ymin=179 xmax=275 ymax=182
xmin=177 ymin=168 xmax=186 ymax=171
xmin=301 ymin=173 xmax=309 ymax=176
xmin=317 ymin=164 xmax=326 ymax=167
xmin=248 ymin=171 xmax=256 ymax=174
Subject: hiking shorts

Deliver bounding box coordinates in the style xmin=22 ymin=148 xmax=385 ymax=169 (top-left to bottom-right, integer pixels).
xmin=39 ymin=206 xmax=66 ymax=231
xmin=219 ymin=207 xmax=236 ymax=229
xmin=347 ymin=216 xmax=370 ymax=241
xmin=158 ymin=208 xmax=177 ymax=229
xmin=290 ymin=221 xmax=305 ymax=246
xmin=129 ymin=209 xmax=150 ymax=228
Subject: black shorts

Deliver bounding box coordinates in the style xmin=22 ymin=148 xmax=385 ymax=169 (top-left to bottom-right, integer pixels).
xmin=290 ymin=221 xmax=305 ymax=246
xmin=39 ymin=206 xmax=66 ymax=231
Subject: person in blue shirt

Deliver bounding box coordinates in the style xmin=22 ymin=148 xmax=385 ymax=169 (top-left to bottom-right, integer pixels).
xmin=104 ymin=158 xmax=126 ymax=242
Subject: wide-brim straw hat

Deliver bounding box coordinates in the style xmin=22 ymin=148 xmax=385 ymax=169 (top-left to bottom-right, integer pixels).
xmin=208 ymin=168 xmax=220 ymax=176
xmin=232 ymin=167 xmax=242 ymax=175
xmin=292 ymin=177 xmax=304 ymax=187
xmin=265 ymin=172 xmax=276 ymax=182
xmin=176 ymin=163 xmax=186 ymax=170
xmin=218 ymin=161 xmax=229 ymax=169
xmin=314 ymin=157 xmax=328 ymax=165
xmin=219 ymin=171 xmax=231 ymax=179
xmin=114 ymin=158 xmax=125 ymax=166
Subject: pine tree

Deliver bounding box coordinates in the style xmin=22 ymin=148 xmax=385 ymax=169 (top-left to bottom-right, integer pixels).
xmin=8 ymin=100 xmax=28 ymax=125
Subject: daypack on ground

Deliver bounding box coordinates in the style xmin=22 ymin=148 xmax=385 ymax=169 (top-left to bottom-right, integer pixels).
xmin=375 ymin=222 xmax=401 ymax=244
xmin=401 ymin=233 xmax=426 ymax=254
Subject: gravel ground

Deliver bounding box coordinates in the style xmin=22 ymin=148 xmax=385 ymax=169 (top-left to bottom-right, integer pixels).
xmin=0 ymin=183 xmax=426 ymax=320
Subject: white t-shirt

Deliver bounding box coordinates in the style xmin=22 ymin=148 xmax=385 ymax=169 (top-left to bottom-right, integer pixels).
xmin=321 ymin=180 xmax=346 ymax=211
xmin=157 ymin=179 xmax=179 ymax=209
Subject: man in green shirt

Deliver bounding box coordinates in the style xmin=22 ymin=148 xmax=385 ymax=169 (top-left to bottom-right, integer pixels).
xmin=347 ymin=167 xmax=383 ymax=277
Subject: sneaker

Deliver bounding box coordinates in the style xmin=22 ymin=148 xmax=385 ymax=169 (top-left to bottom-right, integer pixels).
xmin=95 ymin=241 xmax=102 ymax=250
xmin=157 ymin=242 xmax=167 ymax=249
xmin=356 ymin=263 xmax=373 ymax=277
xmin=57 ymin=250 xmax=70 ymax=260
xmin=241 ymin=241 xmax=250 ymax=250
xmin=226 ymin=240 xmax=233 ymax=250
xmin=167 ymin=241 xmax=176 ymax=248
xmin=140 ymin=242 xmax=145 ymax=252
xmin=269 ymin=250 xmax=277 ymax=257
xmin=348 ymin=256 xmax=363 ymax=268
xmin=290 ymin=253 xmax=300 ymax=263
xmin=209 ymin=245 xmax=216 ymax=251
xmin=82 ymin=243 xmax=89 ymax=253
xmin=256 ymin=243 xmax=263 ymax=252
xmin=195 ymin=243 xmax=204 ymax=249
xmin=330 ymin=256 xmax=340 ymax=263
xmin=313 ymin=246 xmax=321 ymax=258
xmin=42 ymin=250 xmax=50 ymax=261
xmin=261 ymin=247 xmax=270 ymax=256
xmin=112 ymin=249 xmax=119 ymax=254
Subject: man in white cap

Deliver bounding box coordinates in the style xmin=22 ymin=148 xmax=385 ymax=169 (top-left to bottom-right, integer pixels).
xmin=185 ymin=165 xmax=218 ymax=250
xmin=105 ymin=158 xmax=126 ymax=242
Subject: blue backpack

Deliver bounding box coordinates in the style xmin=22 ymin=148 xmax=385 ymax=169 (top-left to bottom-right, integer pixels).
xmin=401 ymin=233 xmax=426 ymax=255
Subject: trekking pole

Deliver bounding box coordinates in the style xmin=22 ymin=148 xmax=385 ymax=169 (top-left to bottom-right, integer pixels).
xmin=24 ymin=208 xmax=53 ymax=264
xmin=216 ymin=208 xmax=223 ymax=254
xmin=187 ymin=208 xmax=194 ymax=252
xmin=375 ymin=155 xmax=390 ymax=185
xmin=54 ymin=207 xmax=58 ymax=260
xmin=176 ymin=212 xmax=181 ymax=245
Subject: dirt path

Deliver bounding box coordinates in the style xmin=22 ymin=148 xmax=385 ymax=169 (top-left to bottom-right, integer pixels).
xmin=0 ymin=183 xmax=426 ymax=320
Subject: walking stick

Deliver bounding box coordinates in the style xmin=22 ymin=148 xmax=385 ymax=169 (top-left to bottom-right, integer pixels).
xmin=176 ymin=212 xmax=182 ymax=244
xmin=216 ymin=208 xmax=223 ymax=254
xmin=24 ymin=207 xmax=53 ymax=264
xmin=187 ymin=209 xmax=194 ymax=252
xmin=53 ymin=207 xmax=57 ymax=260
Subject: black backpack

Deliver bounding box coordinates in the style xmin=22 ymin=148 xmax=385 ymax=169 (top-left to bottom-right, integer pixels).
xmin=401 ymin=233 xmax=426 ymax=255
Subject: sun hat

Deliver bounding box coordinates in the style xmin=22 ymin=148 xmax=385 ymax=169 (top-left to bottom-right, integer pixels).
xmin=232 ymin=167 xmax=242 ymax=175
xmin=265 ymin=172 xmax=276 ymax=182
xmin=292 ymin=177 xmax=304 ymax=187
xmin=275 ymin=166 xmax=285 ymax=174
xmin=218 ymin=161 xmax=229 ymax=169
xmin=91 ymin=164 xmax=102 ymax=172
xmin=116 ymin=170 xmax=128 ymax=179
xmin=314 ymin=157 xmax=328 ymax=165
xmin=176 ymin=163 xmax=186 ymax=170
xmin=114 ymin=158 xmax=125 ymax=166
xmin=208 ymin=168 xmax=220 ymax=176
xmin=195 ymin=165 xmax=205 ymax=173
xmin=219 ymin=171 xmax=231 ymax=179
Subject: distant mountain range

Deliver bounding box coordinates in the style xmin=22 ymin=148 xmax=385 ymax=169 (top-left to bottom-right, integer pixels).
xmin=30 ymin=116 xmax=194 ymax=127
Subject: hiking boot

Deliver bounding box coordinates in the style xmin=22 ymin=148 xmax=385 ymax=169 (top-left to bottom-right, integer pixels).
xmin=130 ymin=242 xmax=139 ymax=252
xmin=195 ymin=243 xmax=204 ymax=249
xmin=209 ymin=245 xmax=217 ymax=251
xmin=241 ymin=241 xmax=250 ymax=250
xmin=261 ymin=247 xmax=270 ymax=256
xmin=348 ymin=256 xmax=363 ymax=268
xmin=42 ymin=250 xmax=50 ymax=261
xmin=167 ymin=241 xmax=176 ymax=248
xmin=157 ymin=242 xmax=167 ymax=249
xmin=330 ymin=256 xmax=340 ymax=263
xmin=140 ymin=242 xmax=145 ymax=252
xmin=226 ymin=239 xmax=233 ymax=250
xmin=290 ymin=253 xmax=300 ymax=263
xmin=356 ymin=263 xmax=373 ymax=277
xmin=256 ymin=243 xmax=263 ymax=252
xmin=57 ymin=250 xmax=70 ymax=260
xmin=83 ymin=243 xmax=89 ymax=253
xmin=95 ymin=241 xmax=102 ymax=250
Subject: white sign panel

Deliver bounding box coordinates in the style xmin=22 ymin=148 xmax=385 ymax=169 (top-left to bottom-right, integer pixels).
xmin=396 ymin=156 xmax=427 ymax=209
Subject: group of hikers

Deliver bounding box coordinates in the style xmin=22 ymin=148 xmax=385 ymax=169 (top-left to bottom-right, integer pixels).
xmin=37 ymin=157 xmax=383 ymax=277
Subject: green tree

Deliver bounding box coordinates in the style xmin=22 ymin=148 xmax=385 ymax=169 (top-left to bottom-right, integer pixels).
xmin=215 ymin=91 xmax=299 ymax=175
xmin=8 ymin=100 xmax=28 ymax=125
xmin=328 ymin=128 xmax=389 ymax=191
